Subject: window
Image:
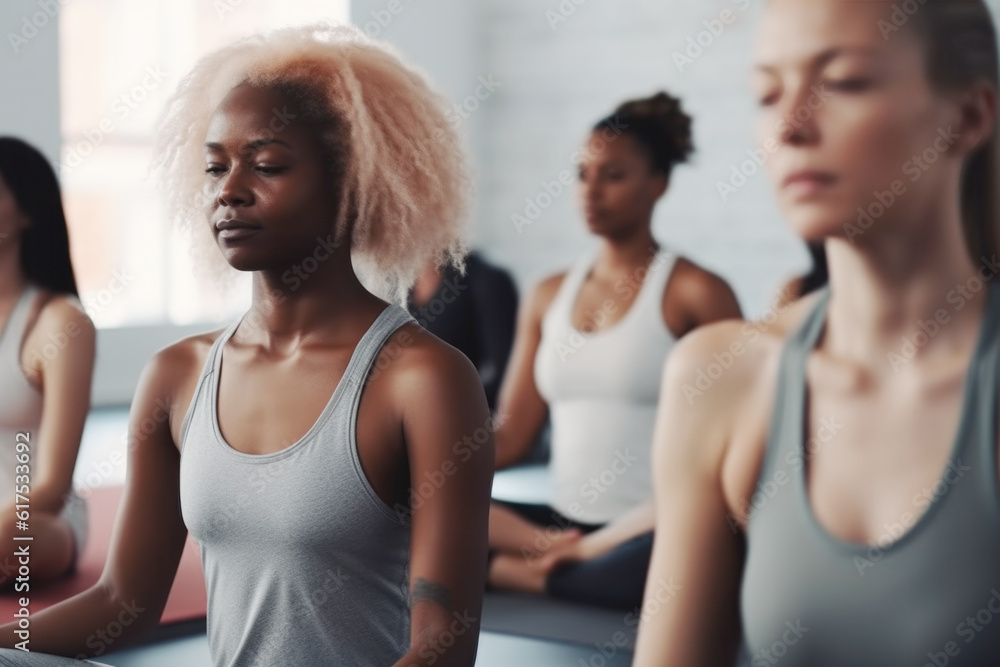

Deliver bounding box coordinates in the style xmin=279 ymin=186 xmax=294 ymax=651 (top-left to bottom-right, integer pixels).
xmin=60 ymin=0 xmax=350 ymax=327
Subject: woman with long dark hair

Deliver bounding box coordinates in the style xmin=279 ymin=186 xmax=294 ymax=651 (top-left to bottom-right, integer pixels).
xmin=0 ymin=137 xmax=93 ymax=588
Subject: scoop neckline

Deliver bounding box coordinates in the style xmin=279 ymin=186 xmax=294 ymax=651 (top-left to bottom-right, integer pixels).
xmin=209 ymin=303 xmax=397 ymax=462
xmin=566 ymin=247 xmax=667 ymax=338
xmin=795 ymin=283 xmax=995 ymax=556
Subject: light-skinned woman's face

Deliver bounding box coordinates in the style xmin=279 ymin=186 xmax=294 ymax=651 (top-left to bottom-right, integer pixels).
xmin=577 ymin=131 xmax=667 ymax=239
xmin=0 ymin=173 xmax=27 ymax=242
xmin=203 ymin=84 xmax=341 ymax=273
xmin=753 ymin=0 xmax=963 ymax=244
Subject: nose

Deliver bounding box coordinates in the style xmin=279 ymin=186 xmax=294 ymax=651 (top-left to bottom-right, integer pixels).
xmin=776 ymin=81 xmax=821 ymax=147
xmin=217 ymin=165 xmax=252 ymax=208
xmin=580 ymin=174 xmax=602 ymax=202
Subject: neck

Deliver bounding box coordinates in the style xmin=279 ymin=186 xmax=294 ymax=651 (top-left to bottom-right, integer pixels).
xmin=593 ymin=228 xmax=661 ymax=279
xmin=822 ymin=211 xmax=991 ymax=371
xmin=243 ymin=248 xmax=384 ymax=352
xmin=0 ymin=244 xmax=27 ymax=302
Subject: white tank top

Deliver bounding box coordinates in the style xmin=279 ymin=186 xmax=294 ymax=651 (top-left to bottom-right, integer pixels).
xmin=0 ymin=284 xmax=44 ymax=498
xmin=533 ymin=247 xmax=679 ymax=524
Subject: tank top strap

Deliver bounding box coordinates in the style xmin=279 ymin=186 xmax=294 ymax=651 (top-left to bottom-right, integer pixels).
xmin=546 ymin=248 xmax=601 ymax=322
xmin=179 ymin=310 xmax=248 ymax=449
xmin=633 ymin=249 xmax=679 ymax=329
xmin=965 ymin=280 xmax=1000 ymax=498
xmin=340 ymin=303 xmax=417 ymax=392
xmin=763 ymin=284 xmax=832 ymax=470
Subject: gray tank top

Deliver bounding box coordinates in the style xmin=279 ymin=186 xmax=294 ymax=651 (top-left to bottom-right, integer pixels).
xmin=179 ymin=303 xmax=416 ymax=667
xmin=741 ymin=283 xmax=1000 ymax=665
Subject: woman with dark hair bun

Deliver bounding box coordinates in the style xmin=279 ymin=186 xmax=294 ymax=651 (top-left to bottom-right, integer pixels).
xmin=487 ymin=91 xmax=742 ymax=610
xmin=0 ymin=137 xmax=94 ymax=588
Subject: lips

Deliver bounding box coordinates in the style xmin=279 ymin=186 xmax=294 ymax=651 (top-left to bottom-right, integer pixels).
xmin=782 ymin=171 xmax=837 ymax=189
xmin=215 ymin=219 xmax=261 ymax=232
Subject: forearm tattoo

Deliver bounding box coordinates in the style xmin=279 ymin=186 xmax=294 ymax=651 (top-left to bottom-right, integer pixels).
xmin=411 ymin=577 xmax=454 ymax=612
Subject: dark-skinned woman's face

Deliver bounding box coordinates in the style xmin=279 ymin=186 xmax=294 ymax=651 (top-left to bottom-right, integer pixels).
xmin=203 ymin=83 xmax=341 ymax=273
xmin=576 ymin=131 xmax=668 ymax=240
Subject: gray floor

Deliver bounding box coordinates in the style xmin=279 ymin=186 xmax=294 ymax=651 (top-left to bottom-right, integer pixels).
xmin=99 ymin=631 xmax=632 ymax=667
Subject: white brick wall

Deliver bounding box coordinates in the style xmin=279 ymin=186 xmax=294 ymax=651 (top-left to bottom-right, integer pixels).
xmin=476 ymin=0 xmax=803 ymax=318
xmin=469 ymin=0 xmax=1000 ymax=318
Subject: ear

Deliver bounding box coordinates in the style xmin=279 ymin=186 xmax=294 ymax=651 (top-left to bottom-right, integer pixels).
xmin=651 ymin=172 xmax=669 ymax=200
xmin=951 ymin=81 xmax=997 ymax=156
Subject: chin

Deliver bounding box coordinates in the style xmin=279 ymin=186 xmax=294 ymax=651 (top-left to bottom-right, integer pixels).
xmin=782 ymin=206 xmax=856 ymax=245
xmin=218 ymin=249 xmax=272 ymax=273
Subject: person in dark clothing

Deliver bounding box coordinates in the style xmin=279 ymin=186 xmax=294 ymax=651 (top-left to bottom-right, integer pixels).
xmin=407 ymin=250 xmax=518 ymax=411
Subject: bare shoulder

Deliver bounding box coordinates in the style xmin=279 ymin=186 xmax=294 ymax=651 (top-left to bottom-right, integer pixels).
xmin=668 ymin=256 xmax=733 ymax=300
xmin=24 ymin=292 xmax=96 ymax=356
xmin=659 ymin=290 xmax=822 ymax=471
xmin=528 ymin=269 xmax=570 ymax=318
xmin=372 ymin=321 xmax=482 ymax=397
xmin=32 ymin=292 xmax=95 ymax=335
xmin=140 ymin=328 xmax=228 ymax=449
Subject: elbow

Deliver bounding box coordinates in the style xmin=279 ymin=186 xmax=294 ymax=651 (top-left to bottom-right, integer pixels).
xmin=101 ymin=580 xmax=163 ymax=641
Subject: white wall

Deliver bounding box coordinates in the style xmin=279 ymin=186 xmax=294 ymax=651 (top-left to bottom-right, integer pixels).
xmin=1 ymin=0 xmax=62 ymax=165
xmin=8 ymin=0 xmax=1000 ymax=404
xmin=477 ymin=0 xmax=801 ymax=318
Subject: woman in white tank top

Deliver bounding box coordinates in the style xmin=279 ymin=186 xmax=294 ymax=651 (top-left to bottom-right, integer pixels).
xmin=487 ymin=93 xmax=742 ymax=609
xmin=0 ymin=137 xmax=94 ymax=587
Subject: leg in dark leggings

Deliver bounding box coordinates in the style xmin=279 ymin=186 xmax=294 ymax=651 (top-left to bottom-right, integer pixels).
xmin=545 ymin=531 xmax=654 ymax=611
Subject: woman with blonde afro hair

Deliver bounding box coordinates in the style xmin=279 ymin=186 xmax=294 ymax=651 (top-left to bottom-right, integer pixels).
xmin=0 ymin=23 xmax=494 ymax=667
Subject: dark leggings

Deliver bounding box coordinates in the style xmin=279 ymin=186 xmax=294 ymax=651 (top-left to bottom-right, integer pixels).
xmin=492 ymin=500 xmax=654 ymax=611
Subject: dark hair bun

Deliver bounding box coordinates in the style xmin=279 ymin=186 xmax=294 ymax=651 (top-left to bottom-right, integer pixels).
xmin=593 ymin=91 xmax=694 ymax=175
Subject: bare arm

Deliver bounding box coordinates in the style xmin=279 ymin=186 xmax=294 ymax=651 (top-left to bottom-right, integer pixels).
xmin=0 ymin=299 xmax=96 ymax=578
xmin=0 ymin=346 xmax=192 ymax=659
xmin=632 ymin=328 xmax=748 ymax=667
xmin=668 ymin=259 xmax=743 ymax=338
xmin=493 ymin=276 xmax=560 ymax=469
xmin=546 ymin=264 xmax=745 ymax=560
xmin=391 ymin=341 xmax=494 ymax=667
xmin=19 ymin=297 xmax=95 ymax=515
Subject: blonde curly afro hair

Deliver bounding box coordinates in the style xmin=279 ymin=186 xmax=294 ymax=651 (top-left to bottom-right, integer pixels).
xmin=151 ymin=22 xmax=472 ymax=307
